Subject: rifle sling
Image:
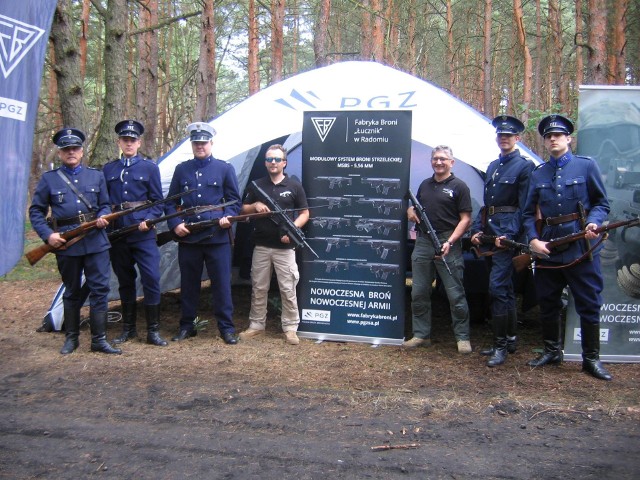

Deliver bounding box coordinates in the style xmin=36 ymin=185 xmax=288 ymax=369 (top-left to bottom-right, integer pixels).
xmin=56 ymin=169 xmax=94 ymax=211
xmin=534 ymin=234 xmax=607 ymax=270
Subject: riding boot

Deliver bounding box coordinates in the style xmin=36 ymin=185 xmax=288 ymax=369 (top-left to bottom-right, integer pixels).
xmin=581 ymin=321 xmax=612 ymax=381
xmin=506 ymin=309 xmax=518 ymax=354
xmin=90 ymin=311 xmax=122 ymax=354
xmin=60 ymin=308 xmax=80 ymax=354
xmin=112 ymin=302 xmax=138 ymax=344
xmin=527 ymin=315 xmax=563 ymax=367
xmin=145 ymin=304 xmax=168 ymax=346
xmin=487 ymin=314 xmax=508 ymax=367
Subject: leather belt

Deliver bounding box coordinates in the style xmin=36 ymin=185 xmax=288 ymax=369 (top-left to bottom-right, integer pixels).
xmin=545 ymin=212 xmax=580 ymax=226
xmin=112 ymin=200 xmax=149 ymax=212
xmin=487 ymin=206 xmax=518 ymax=215
xmin=51 ymin=212 xmax=97 ymax=228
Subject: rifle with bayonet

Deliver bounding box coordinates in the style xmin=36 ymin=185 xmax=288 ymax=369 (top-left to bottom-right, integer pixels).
xmin=251 ymin=181 xmax=320 ymax=258
xmin=25 ymin=190 xmax=194 ymax=266
xmin=407 ymin=189 xmax=452 ymax=275
xmin=512 ymin=217 xmax=640 ymax=272
xmin=155 ymin=206 xmax=312 ymax=247
xmin=109 ymin=203 xmax=229 ymax=243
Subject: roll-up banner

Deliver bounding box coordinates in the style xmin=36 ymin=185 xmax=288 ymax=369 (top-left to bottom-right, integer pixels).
xmin=564 ymin=86 xmax=640 ymax=362
xmin=0 ymin=1 xmax=57 ymax=276
xmin=298 ymin=110 xmax=412 ymax=345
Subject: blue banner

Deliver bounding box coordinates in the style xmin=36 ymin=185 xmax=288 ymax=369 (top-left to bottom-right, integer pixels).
xmin=298 ymin=110 xmax=412 ymax=345
xmin=0 ymin=1 xmax=57 ymax=276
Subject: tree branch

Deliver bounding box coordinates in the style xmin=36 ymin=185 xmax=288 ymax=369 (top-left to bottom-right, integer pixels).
xmin=129 ymin=10 xmax=203 ymax=37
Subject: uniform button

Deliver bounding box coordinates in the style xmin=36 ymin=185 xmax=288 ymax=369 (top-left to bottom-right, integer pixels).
xmin=488 ymin=218 xmax=492 ymax=222
xmin=557 ymin=194 xmax=561 ymax=197
xmin=76 ymin=200 xmax=80 ymax=203
xmin=124 ymin=191 xmax=128 ymax=195
xmin=198 ymin=194 xmax=201 ymax=198
xmin=198 ymin=184 xmax=202 ymax=187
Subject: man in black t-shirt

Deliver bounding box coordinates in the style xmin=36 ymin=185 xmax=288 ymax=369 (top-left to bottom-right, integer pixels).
xmin=405 ymin=145 xmax=473 ymax=353
xmin=239 ymin=145 xmax=309 ymax=345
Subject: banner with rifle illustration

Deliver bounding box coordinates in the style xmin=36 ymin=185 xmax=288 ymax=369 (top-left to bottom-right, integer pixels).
xmin=0 ymin=1 xmax=57 ymax=276
xmin=297 ymin=111 xmax=412 ymax=345
xmin=562 ymin=86 xmax=640 ymax=362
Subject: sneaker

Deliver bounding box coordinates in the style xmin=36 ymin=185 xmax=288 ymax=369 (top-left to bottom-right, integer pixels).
xmin=284 ymin=331 xmax=300 ymax=345
xmin=239 ymin=328 xmax=264 ymax=340
xmin=457 ymin=340 xmax=472 ymax=354
xmin=402 ymin=337 xmax=431 ymax=348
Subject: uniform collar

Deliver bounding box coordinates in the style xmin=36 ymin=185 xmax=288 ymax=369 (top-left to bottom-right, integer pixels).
xmin=548 ymin=151 xmax=572 ymax=169
xmin=61 ymin=164 xmax=83 ymax=175
xmin=498 ymin=148 xmax=520 ymax=163
xmin=121 ymin=154 xmax=141 ymax=167
xmin=194 ymin=155 xmax=212 ymax=169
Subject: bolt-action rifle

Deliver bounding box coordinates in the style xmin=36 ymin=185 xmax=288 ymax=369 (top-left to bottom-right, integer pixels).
xmin=25 ymin=190 xmax=193 ymax=266
xmin=511 ymin=217 xmax=640 ymax=272
xmin=108 ymin=199 xmax=231 ymax=243
xmin=155 ymin=205 xmax=311 ymax=247
xmin=407 ymin=189 xmax=451 ymax=275
xmin=473 ymin=234 xmax=549 ymax=261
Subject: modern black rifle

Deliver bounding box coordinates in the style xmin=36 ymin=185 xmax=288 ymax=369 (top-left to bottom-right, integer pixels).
xmin=473 ymin=234 xmax=549 ymax=261
xmin=25 ymin=190 xmax=193 ymax=266
xmin=155 ymin=203 xmax=310 ymax=247
xmin=407 ymin=189 xmax=452 ymax=275
xmin=108 ymin=202 xmax=234 ymax=243
xmin=511 ymin=217 xmax=640 ymax=272
xmin=250 ymin=181 xmax=320 ymax=258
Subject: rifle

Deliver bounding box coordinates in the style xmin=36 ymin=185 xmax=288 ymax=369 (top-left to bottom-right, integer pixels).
xmin=108 ymin=202 xmax=232 ymax=243
xmin=251 ymin=181 xmax=320 ymax=258
xmin=474 ymin=234 xmax=549 ymax=260
xmin=155 ymin=206 xmax=312 ymax=247
xmin=25 ymin=190 xmax=193 ymax=266
xmin=407 ymin=189 xmax=452 ymax=275
xmin=512 ymin=217 xmax=640 ymax=272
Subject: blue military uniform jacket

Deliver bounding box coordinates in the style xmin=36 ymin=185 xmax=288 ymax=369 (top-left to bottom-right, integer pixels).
xmin=522 ymin=152 xmax=610 ymax=264
xmin=29 ymin=165 xmax=111 ymax=256
xmin=471 ymin=149 xmax=534 ymax=239
xmin=165 ymin=155 xmax=241 ymax=243
xmin=103 ymin=155 xmax=164 ymax=243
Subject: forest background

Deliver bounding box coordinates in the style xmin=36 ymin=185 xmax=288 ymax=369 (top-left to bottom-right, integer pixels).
xmin=32 ymin=0 xmax=640 ymax=193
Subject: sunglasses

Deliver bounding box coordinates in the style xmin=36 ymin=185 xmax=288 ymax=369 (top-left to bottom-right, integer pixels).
xmin=265 ymin=157 xmax=284 ymax=163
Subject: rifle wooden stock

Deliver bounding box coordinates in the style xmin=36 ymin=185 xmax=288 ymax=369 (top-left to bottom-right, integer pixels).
xmin=511 ymin=217 xmax=639 ymax=272
xmin=25 ymin=210 xmax=130 ymax=266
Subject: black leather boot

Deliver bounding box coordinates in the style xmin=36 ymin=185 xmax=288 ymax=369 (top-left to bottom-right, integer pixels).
xmin=60 ymin=308 xmax=80 ymax=354
xmin=581 ymin=321 xmax=612 ymax=381
xmin=112 ymin=302 xmax=137 ymax=344
xmin=480 ymin=311 xmax=517 ymax=356
xmin=487 ymin=314 xmax=508 ymax=367
xmin=90 ymin=311 xmax=122 ymax=354
xmin=146 ymin=304 xmax=168 ymax=346
xmin=527 ymin=315 xmax=563 ymax=367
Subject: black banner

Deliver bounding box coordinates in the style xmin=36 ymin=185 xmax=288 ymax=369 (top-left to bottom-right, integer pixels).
xmin=0 ymin=2 xmax=57 ymax=275
xmin=298 ymin=111 xmax=412 ymax=345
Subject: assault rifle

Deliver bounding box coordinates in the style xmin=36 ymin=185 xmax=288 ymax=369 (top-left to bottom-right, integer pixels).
xmin=353 ymin=262 xmax=400 ymax=280
xmin=317 ymin=176 xmax=352 ymax=189
xmin=407 ymin=189 xmax=452 ymax=275
xmin=512 ymin=217 xmax=640 ymax=272
xmin=353 ymin=239 xmax=400 ymax=260
xmin=309 ymin=237 xmax=351 ymax=252
xmin=108 ymin=201 xmax=230 ymax=243
xmin=25 ymin=190 xmax=193 ymax=266
xmin=355 ymin=218 xmax=401 ymax=236
xmin=356 ymin=198 xmax=402 ymax=215
xmin=155 ymin=205 xmax=308 ymax=247
xmin=312 ymin=217 xmax=352 ymax=230
xmin=473 ymin=234 xmax=549 ymax=261
xmin=307 ymin=196 xmax=351 ymax=210
xmin=251 ymin=181 xmax=320 ymax=258
xmin=304 ymin=259 xmax=349 ymax=273
xmin=361 ymin=177 xmax=401 ymax=195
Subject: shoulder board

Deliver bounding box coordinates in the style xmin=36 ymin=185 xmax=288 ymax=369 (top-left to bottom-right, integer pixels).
xmin=86 ymin=166 xmax=100 ymax=171
xmin=573 ymin=155 xmax=593 ymax=161
xmin=533 ymin=163 xmax=546 ymax=171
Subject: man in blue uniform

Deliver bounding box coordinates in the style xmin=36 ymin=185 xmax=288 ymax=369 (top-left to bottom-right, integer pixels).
xmin=103 ymin=120 xmax=167 ymax=347
xmin=404 ymin=145 xmax=473 ymax=353
xmin=471 ymin=115 xmax=534 ymax=367
xmin=29 ymin=128 xmax=121 ymax=355
xmin=165 ymin=122 xmax=242 ymax=344
xmin=238 ymin=144 xmax=309 ymax=345
xmin=523 ymin=114 xmax=612 ymax=381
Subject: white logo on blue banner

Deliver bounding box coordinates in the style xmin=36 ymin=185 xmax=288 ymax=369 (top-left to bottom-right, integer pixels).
xmin=311 ymin=117 xmax=336 ymax=142
xmin=0 ymin=14 xmax=46 ymax=79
